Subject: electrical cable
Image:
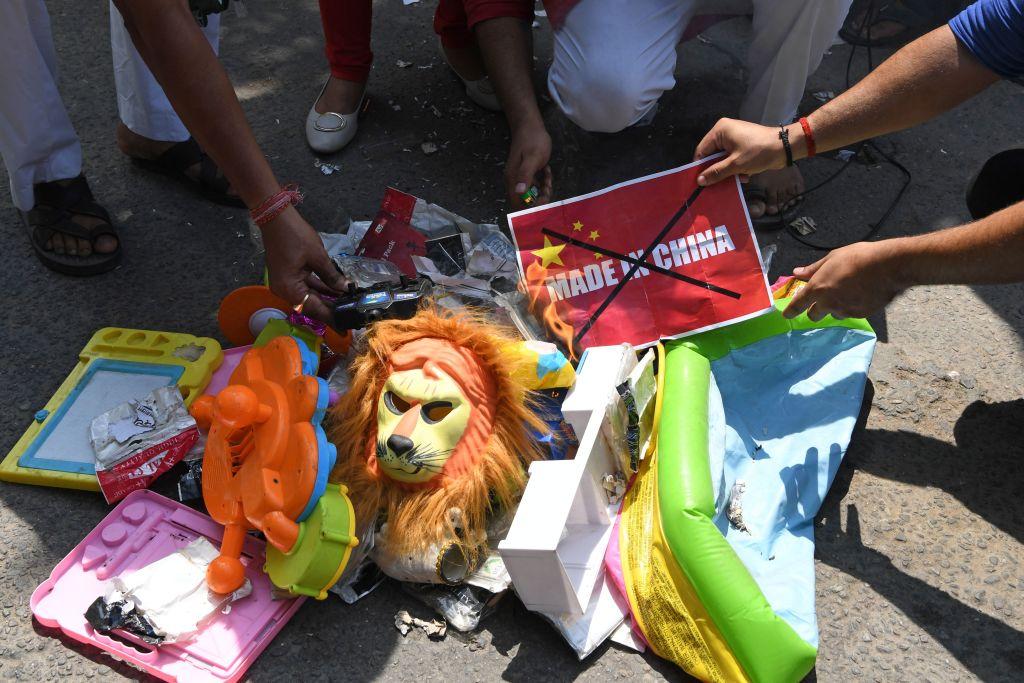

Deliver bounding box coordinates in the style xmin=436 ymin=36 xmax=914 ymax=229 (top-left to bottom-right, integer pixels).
xmin=770 ymin=0 xmax=914 ymax=251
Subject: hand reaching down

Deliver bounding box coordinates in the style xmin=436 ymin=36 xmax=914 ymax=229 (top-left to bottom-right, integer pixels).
xmin=506 ymin=124 xmax=553 ymax=209
xmin=261 ymin=208 xmax=349 ymax=322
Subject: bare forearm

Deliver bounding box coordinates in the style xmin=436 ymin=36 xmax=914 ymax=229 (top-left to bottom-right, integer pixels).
xmin=473 ymin=17 xmax=542 ymax=132
xmin=804 ymin=26 xmax=1000 ymax=157
xmin=892 ymin=201 xmax=1024 ymax=287
xmin=112 ymin=0 xmax=278 ymax=208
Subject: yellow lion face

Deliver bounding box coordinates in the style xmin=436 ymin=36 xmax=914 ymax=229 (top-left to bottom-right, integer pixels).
xmin=374 ymin=367 xmax=472 ymax=484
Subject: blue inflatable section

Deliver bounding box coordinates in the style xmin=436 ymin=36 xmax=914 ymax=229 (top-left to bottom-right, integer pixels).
xmin=707 ymin=326 xmax=875 ymax=647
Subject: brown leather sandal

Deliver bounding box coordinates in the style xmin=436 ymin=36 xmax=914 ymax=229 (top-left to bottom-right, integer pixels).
xmin=22 ymin=176 xmax=122 ymax=276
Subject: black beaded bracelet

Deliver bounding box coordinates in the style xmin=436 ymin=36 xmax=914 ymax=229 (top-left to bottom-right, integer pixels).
xmin=779 ymin=125 xmax=794 ymax=167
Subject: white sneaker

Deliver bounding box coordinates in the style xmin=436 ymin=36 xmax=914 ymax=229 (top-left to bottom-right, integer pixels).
xmin=305 ymin=79 xmax=363 ymax=154
xmin=439 ymin=43 xmax=502 ymax=112
xmin=462 ymin=75 xmax=502 ymax=112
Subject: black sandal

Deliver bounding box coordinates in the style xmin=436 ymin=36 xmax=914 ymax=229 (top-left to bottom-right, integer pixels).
xmin=839 ymin=0 xmax=962 ymax=48
xmin=132 ymin=138 xmax=245 ymax=208
xmin=22 ymin=176 xmax=122 ymax=276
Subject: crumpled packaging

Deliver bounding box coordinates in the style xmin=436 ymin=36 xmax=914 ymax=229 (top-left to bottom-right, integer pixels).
xmin=603 ymin=349 xmax=657 ymax=473
xmin=85 ymin=537 xmax=251 ymax=644
xmin=89 ymin=385 xmax=199 ymax=503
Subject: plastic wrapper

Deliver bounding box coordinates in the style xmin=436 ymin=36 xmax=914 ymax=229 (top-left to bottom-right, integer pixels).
xmin=86 ymin=537 xmax=251 ymax=644
xmin=330 ymin=255 xmax=405 ymax=289
xmin=176 ymin=459 xmax=204 ymax=502
xmin=463 ymin=551 xmax=513 ymax=593
xmin=603 ymin=349 xmax=657 ymax=473
xmin=89 ymin=386 xmax=199 ymax=503
xmin=319 ymin=231 xmax=357 ymax=259
xmin=400 ymin=582 xmax=505 ymax=633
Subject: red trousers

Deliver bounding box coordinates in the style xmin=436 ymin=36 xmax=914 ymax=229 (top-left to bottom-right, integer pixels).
xmin=318 ymin=0 xmax=533 ymax=82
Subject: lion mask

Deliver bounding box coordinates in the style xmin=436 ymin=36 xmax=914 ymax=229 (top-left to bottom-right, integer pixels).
xmin=329 ymin=307 xmax=546 ymax=560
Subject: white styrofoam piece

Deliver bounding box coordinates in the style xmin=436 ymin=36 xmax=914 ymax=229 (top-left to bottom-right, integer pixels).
xmin=542 ymin=569 xmax=630 ymax=659
xmin=559 ymin=344 xmax=636 ymax=439
xmin=500 ymin=396 xmax=620 ymax=617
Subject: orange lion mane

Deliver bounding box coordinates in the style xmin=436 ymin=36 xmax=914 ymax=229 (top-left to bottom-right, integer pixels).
xmin=328 ymin=306 xmax=546 ymax=557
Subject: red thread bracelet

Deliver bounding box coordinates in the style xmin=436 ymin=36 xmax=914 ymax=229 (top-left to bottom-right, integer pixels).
xmin=799 ymin=117 xmax=816 ymax=158
xmin=251 ymin=184 xmax=304 ymax=226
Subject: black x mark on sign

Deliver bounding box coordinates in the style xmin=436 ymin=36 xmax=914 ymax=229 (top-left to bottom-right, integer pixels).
xmin=539 ymin=185 xmax=741 ymax=346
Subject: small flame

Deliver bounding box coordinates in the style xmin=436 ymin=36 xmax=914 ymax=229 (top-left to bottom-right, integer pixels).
xmin=521 ymin=261 xmax=578 ymax=361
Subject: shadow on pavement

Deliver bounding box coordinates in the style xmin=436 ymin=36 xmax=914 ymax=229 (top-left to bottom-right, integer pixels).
xmin=854 ymin=399 xmax=1024 ymax=544
xmin=815 ymin=397 xmax=1024 ymax=680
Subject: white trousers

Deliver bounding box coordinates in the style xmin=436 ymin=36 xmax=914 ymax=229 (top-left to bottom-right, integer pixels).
xmin=548 ymin=0 xmax=852 ymax=133
xmin=0 ymin=0 xmax=218 ymax=211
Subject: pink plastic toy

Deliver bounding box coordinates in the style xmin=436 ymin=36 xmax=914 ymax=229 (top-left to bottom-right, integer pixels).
xmin=31 ymin=489 xmax=304 ymax=683
xmin=202 ymin=345 xmax=251 ymax=398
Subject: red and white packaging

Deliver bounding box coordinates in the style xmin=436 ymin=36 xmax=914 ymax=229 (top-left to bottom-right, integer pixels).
xmin=89 ymin=386 xmax=199 ymax=504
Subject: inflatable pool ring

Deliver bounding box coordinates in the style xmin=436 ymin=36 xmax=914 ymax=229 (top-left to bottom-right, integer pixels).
xmin=618 ymin=301 xmax=875 ymax=682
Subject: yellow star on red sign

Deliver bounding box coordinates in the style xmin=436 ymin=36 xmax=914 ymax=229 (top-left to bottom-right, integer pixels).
xmin=589 ymin=230 xmax=600 ymax=241
xmin=594 ymin=252 xmax=603 ymax=260
xmin=572 ymin=220 xmax=584 ymax=232
xmin=531 ymin=236 xmax=566 ymax=268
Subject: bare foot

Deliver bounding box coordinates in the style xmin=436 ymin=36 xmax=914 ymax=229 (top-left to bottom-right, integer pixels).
xmin=749 ymin=166 xmax=805 ymax=218
xmin=316 ymin=77 xmax=366 ymax=116
xmin=441 ymin=43 xmax=487 ymax=81
xmin=40 ymin=179 xmax=118 ymax=257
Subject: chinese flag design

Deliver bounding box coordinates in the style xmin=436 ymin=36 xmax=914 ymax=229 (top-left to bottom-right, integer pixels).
xmin=508 ymin=157 xmax=772 ymax=352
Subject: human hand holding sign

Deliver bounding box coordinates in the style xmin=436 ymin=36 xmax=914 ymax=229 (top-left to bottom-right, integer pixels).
xmin=692 ymin=118 xmax=803 ymax=186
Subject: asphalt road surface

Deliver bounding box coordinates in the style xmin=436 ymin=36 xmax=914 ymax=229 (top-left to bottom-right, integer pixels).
xmin=1 ymin=2 xmax=1021 ymax=681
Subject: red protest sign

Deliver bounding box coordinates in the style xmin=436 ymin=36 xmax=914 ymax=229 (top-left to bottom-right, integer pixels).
xmin=508 ymin=156 xmax=772 ymax=353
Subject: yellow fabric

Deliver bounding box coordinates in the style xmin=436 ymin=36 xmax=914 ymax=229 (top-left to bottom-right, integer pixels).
xmin=620 ymin=450 xmax=749 ymax=683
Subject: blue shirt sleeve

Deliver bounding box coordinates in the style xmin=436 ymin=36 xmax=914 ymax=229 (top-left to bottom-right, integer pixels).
xmin=949 ymin=0 xmax=1024 ymax=79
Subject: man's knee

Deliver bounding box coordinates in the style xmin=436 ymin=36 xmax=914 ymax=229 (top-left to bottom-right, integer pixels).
xmin=548 ymin=61 xmax=658 ymax=134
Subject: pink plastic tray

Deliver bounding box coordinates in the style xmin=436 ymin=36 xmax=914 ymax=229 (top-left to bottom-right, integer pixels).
xmin=202 ymin=345 xmax=250 ymax=398
xmin=31 ymin=489 xmax=304 ymax=682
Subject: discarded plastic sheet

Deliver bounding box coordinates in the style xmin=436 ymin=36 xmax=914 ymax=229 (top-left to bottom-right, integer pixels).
xmin=353 ymin=187 xmax=520 ymax=313
xmin=541 ymin=571 xmax=630 ymax=660
xmin=87 ymin=537 xmax=251 ymax=643
xmin=31 ymin=490 xmax=303 ymax=683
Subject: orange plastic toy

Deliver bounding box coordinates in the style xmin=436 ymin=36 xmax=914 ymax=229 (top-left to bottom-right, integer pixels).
xmin=191 ymin=335 xmax=337 ymax=594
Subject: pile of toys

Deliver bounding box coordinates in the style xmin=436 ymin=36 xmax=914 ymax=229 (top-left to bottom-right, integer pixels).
xmin=4 ymin=182 xmax=878 ymax=683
